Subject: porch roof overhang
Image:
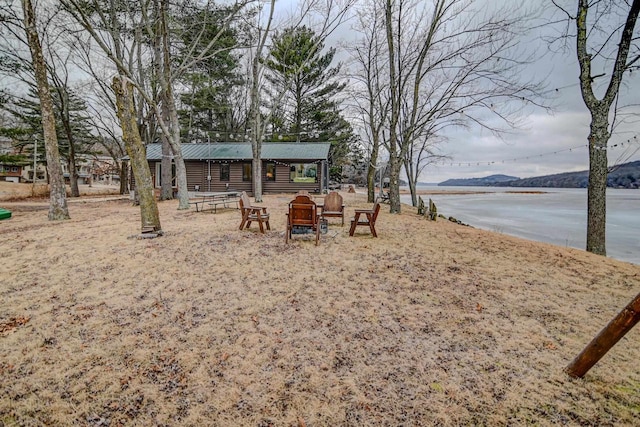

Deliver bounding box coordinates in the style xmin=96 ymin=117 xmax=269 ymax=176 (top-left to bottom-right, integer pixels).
xmin=142 ymin=142 xmax=330 ymax=161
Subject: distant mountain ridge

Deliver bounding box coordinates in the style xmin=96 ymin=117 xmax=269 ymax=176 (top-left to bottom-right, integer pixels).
xmin=438 ymin=174 xmax=519 ymax=187
xmin=438 ymin=161 xmax=640 ymax=189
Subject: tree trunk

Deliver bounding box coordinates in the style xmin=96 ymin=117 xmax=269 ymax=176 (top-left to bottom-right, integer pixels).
xmin=112 ymin=75 xmax=162 ymax=233
xmin=22 ymin=0 xmax=69 ymax=220
xmin=171 ymin=148 xmax=189 ymax=208
xmin=159 ymin=89 xmax=172 ymax=201
xmin=404 ymin=157 xmax=418 ymax=207
xmin=576 ymin=0 xmax=640 ymax=255
xmin=586 ymin=115 xmax=609 ymax=255
xmin=250 ymin=38 xmax=263 ymax=202
xmin=250 ymin=77 xmax=263 ymax=201
xmin=59 ymin=89 xmax=80 ymax=197
xmin=252 ymin=156 xmax=262 ymax=199
xmin=385 ymin=0 xmax=401 ymax=214
xmin=388 ymin=153 xmax=402 ymax=213
xmin=248 ymin=0 xmax=275 ymax=203
xmin=160 ymin=133 xmax=173 ymax=200
xmin=119 ymin=161 xmax=128 ymax=195
xmin=147 ymin=0 xmax=189 ymax=209
xmin=367 ymin=139 xmax=379 ymax=203
xmin=68 ymin=142 xmax=80 ymax=197
xmin=159 ymin=0 xmax=189 ymax=209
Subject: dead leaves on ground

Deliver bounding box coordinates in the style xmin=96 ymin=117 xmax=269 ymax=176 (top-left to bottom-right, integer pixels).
xmin=0 ymin=315 xmax=30 ymax=337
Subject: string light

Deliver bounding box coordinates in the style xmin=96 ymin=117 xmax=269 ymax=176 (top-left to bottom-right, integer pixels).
xmin=191 ymin=130 xmax=345 ymax=141
xmin=263 ymin=159 xmax=325 ymax=167
xmin=447 ymin=133 xmax=640 ymax=168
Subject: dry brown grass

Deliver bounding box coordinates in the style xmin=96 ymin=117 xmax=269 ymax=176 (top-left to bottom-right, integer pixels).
xmin=1 ymin=189 xmax=639 ymax=426
xmin=0 ymin=181 xmax=121 ymax=201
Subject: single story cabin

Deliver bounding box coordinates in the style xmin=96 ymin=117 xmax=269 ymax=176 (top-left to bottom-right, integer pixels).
xmin=141 ymin=142 xmax=331 ymax=195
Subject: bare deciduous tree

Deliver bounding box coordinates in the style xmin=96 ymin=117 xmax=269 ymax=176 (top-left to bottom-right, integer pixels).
xmin=348 ymin=6 xmax=390 ymax=203
xmin=246 ymin=0 xmax=276 ymax=203
xmin=61 ymin=0 xmax=249 ymax=210
xmin=73 ymin=37 xmax=129 ymax=194
xmin=113 ymin=75 xmax=161 ymax=232
xmin=353 ymin=0 xmax=544 ymax=213
xmin=553 ymin=0 xmax=639 ymax=256
xmin=21 ymin=0 xmax=69 ymax=220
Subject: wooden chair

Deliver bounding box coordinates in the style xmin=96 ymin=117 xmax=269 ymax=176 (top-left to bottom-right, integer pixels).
xmin=320 ymin=191 xmax=345 ymax=226
xmin=285 ymin=194 xmax=321 ymax=245
xmin=349 ymin=201 xmax=381 ymax=237
xmin=238 ymin=191 xmax=270 ymax=233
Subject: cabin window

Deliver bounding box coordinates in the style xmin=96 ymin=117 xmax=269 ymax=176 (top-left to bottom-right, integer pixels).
xmin=220 ymin=164 xmax=230 ymax=181
xmin=242 ymin=163 xmax=252 ymax=181
xmin=265 ymin=163 xmax=276 ymax=181
xmin=290 ymin=163 xmax=317 ymax=183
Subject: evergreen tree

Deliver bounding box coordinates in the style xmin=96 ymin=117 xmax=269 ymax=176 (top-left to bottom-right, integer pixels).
xmin=176 ymin=5 xmax=245 ymax=140
xmin=265 ymin=25 xmax=355 ymax=181
xmin=3 ymin=87 xmax=95 ymax=190
xmin=265 ymin=26 xmax=343 ymax=138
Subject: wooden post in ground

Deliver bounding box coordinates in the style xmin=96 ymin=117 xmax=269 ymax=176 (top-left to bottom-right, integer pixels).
xmin=565 ymin=292 xmax=640 ymax=378
xmin=428 ymin=198 xmax=437 ymax=221
xmin=417 ymin=196 xmax=425 ymax=215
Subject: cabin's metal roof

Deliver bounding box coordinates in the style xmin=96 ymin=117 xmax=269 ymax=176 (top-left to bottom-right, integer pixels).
xmin=144 ymin=142 xmax=330 ymax=161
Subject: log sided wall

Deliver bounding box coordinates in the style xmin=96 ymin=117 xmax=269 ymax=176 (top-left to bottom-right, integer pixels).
xmin=148 ymin=160 xmax=324 ymax=195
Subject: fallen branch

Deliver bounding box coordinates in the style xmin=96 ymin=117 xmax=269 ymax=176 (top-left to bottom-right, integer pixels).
xmin=566 ymin=292 xmax=640 ymax=378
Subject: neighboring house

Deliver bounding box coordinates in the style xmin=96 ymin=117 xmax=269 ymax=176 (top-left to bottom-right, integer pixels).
xmin=0 ymin=162 xmax=23 ymax=183
xmin=0 ymin=137 xmax=27 ymax=183
xmin=139 ymin=142 xmax=331 ymax=195
xmin=59 ymin=155 xmax=120 ymax=186
xmin=21 ymin=164 xmax=47 ymax=183
xmin=89 ymin=156 xmax=120 ymax=185
xmin=61 ymin=161 xmax=92 ymax=185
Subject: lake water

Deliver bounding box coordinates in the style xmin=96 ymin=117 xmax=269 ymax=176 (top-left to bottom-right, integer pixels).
xmin=401 ymin=187 xmax=640 ymax=265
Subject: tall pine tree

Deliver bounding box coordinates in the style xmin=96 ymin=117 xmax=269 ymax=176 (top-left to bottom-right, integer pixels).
xmin=176 ymin=5 xmax=245 ymax=140
xmin=265 ymin=25 xmax=356 ymax=181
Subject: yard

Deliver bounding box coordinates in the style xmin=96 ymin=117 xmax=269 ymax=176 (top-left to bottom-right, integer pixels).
xmin=1 ymin=188 xmax=639 ymax=426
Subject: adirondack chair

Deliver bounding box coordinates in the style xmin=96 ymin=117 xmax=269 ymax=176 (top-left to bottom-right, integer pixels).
xmin=238 ymin=191 xmax=270 ymax=233
xmin=285 ymin=194 xmax=321 ymax=245
xmin=320 ymin=191 xmax=345 ymax=226
xmin=349 ymin=201 xmax=381 ymax=237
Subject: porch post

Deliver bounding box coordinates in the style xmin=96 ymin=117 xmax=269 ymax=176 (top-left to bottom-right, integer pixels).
xmin=322 ymin=160 xmax=328 ymax=193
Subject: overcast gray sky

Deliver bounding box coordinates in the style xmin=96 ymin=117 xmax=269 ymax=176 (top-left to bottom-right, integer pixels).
xmin=425 ymin=57 xmax=640 ymax=183
xmin=417 ymin=1 xmax=639 ymax=183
